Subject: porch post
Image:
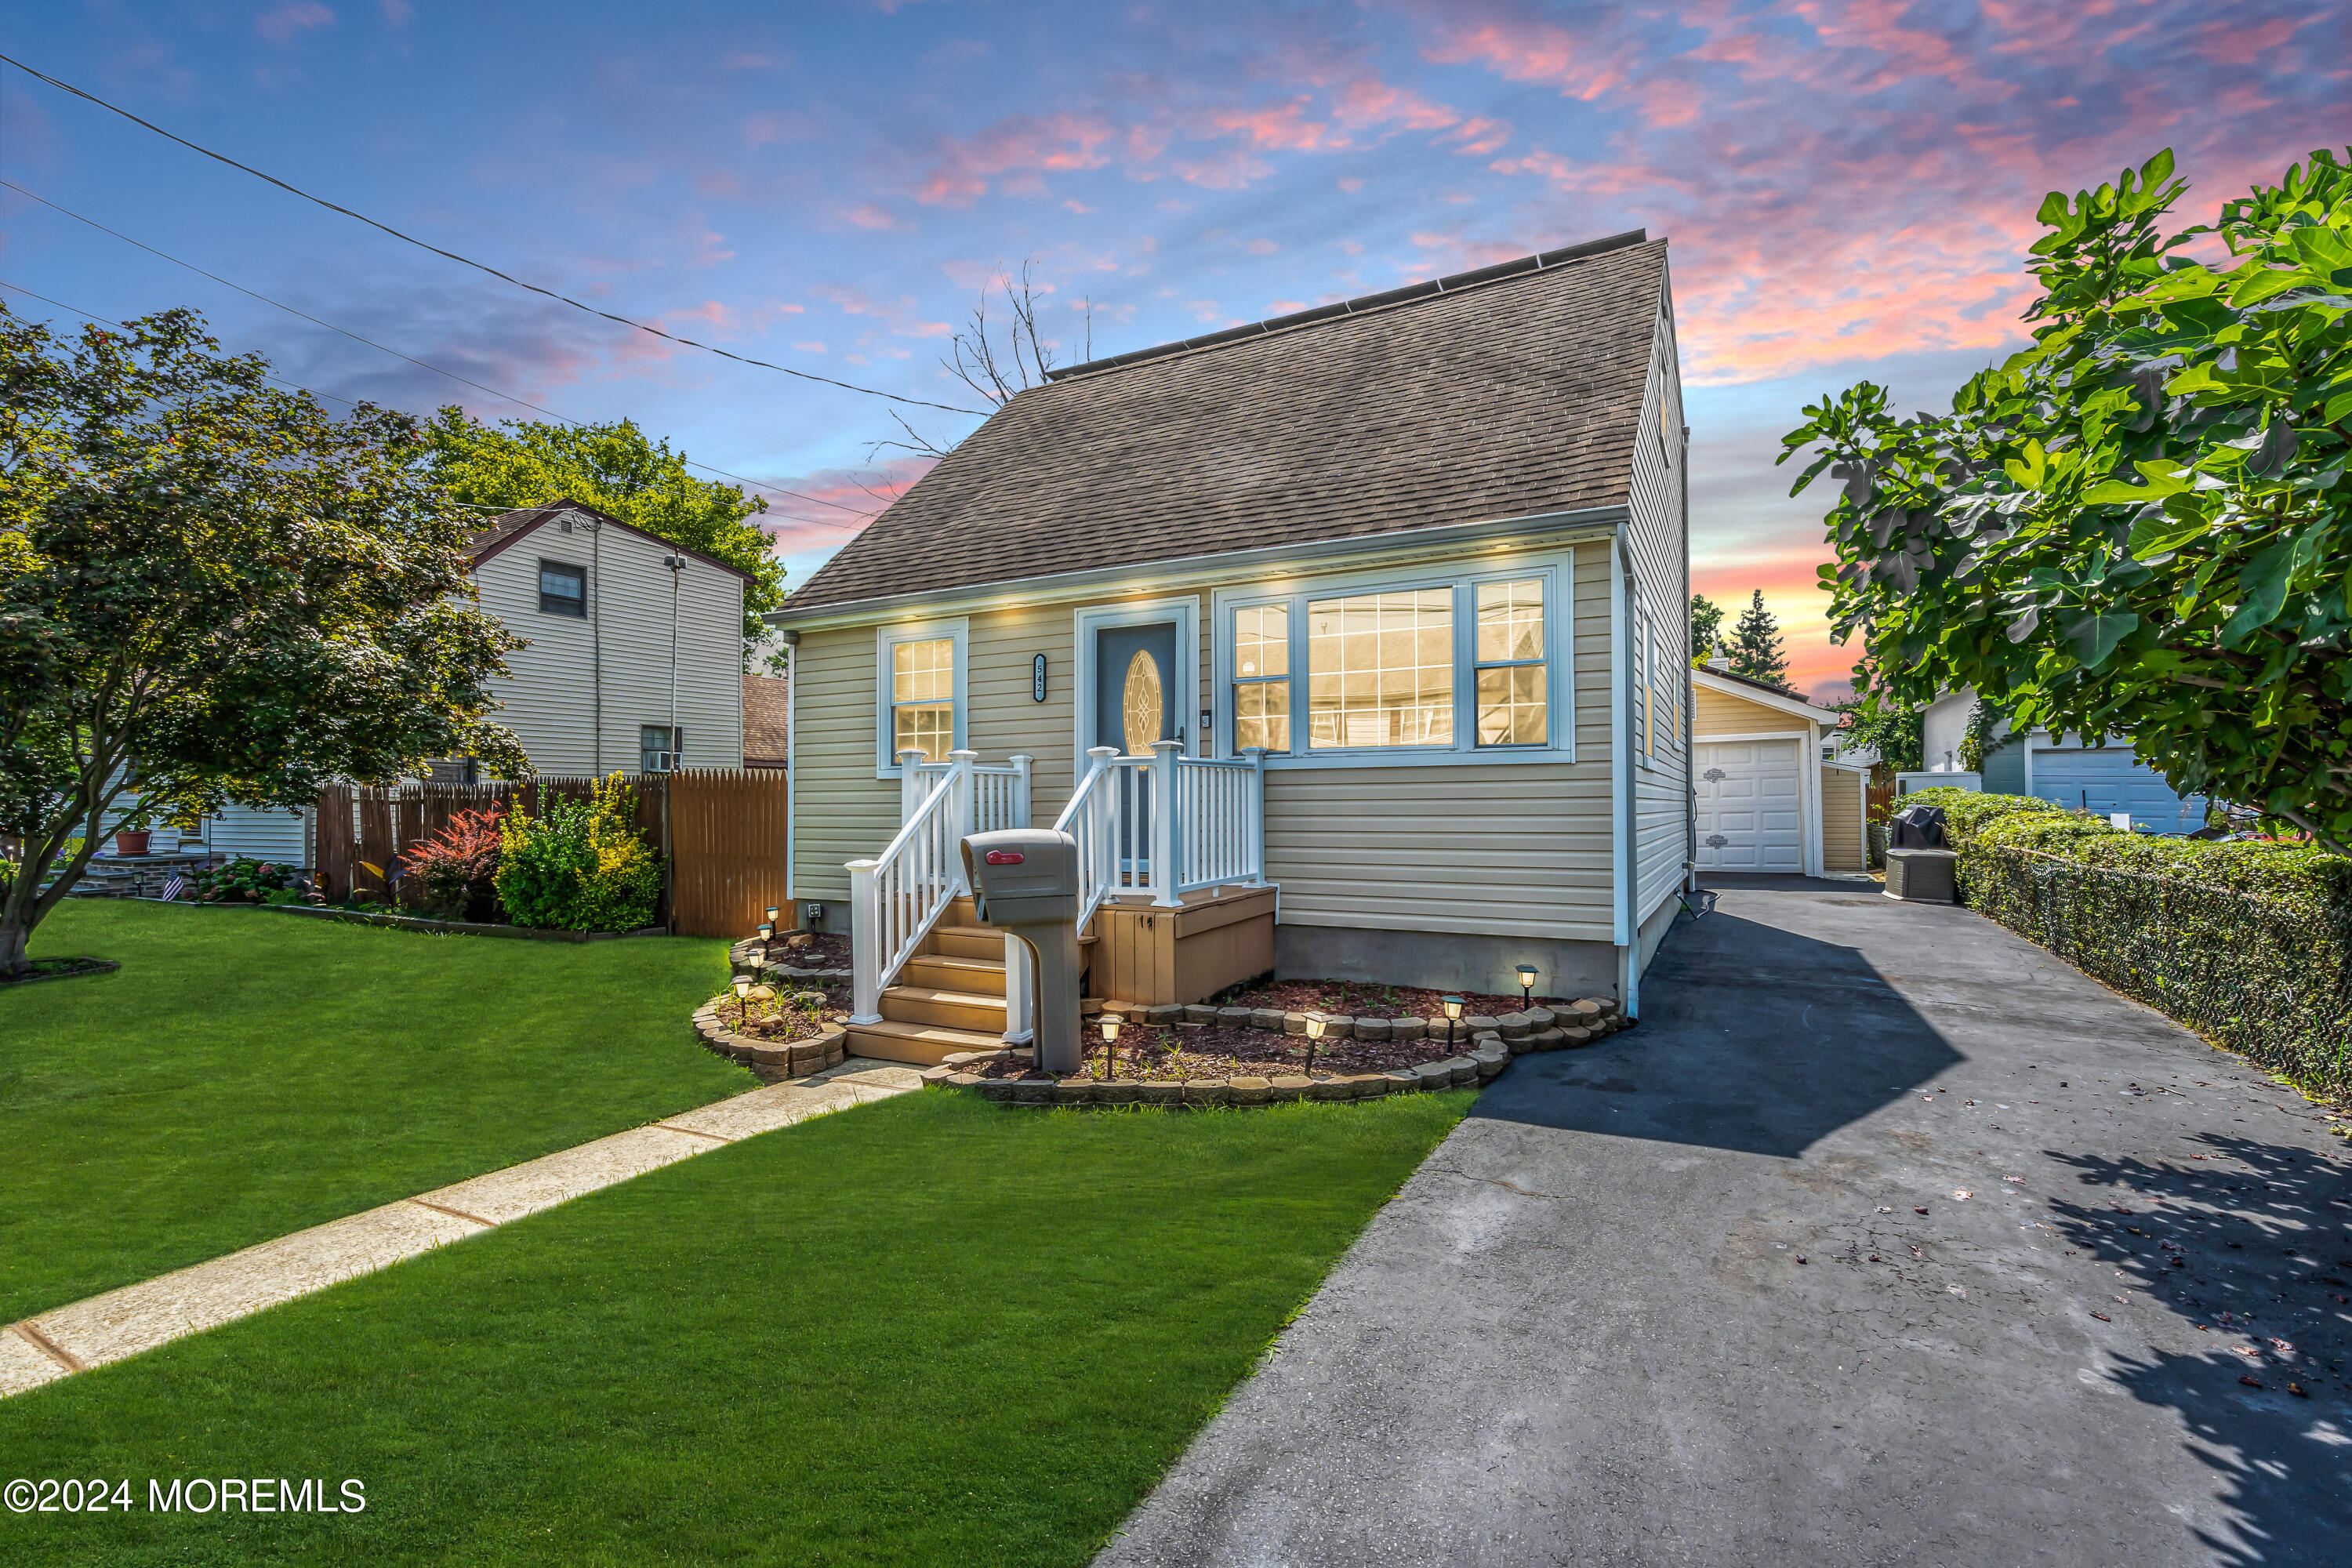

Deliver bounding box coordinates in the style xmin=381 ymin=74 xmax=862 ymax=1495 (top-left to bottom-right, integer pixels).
xmin=1008 ymin=753 xmax=1034 ymax=829
xmin=1243 ymin=746 xmax=1269 ymax=885
xmin=847 ymin=858 xmax=881 ymax=1024
xmin=897 ymin=748 xmax=926 ymax=824
xmin=949 ymin=750 xmax=979 ymax=892
xmin=1149 ymin=739 xmax=1183 ymax=907
xmin=1001 ymin=931 xmax=1035 ymax=1043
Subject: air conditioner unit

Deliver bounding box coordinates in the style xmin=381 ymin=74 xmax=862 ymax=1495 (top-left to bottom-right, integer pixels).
xmin=649 ymin=751 xmax=683 ymax=773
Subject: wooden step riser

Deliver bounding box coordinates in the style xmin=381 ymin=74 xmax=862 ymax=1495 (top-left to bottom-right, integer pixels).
xmin=900 ymin=956 xmax=1007 ymax=996
xmin=931 ymin=931 xmax=1007 ymax=961
xmin=845 ymin=1020 xmax=1004 ymax=1067
xmin=882 ymin=992 xmax=1007 ymax=1033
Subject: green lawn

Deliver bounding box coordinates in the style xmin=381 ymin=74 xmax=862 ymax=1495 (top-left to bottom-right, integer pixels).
xmin=0 ymin=1087 xmax=1470 ymax=1566
xmin=3 ymin=901 xmax=746 ymax=1323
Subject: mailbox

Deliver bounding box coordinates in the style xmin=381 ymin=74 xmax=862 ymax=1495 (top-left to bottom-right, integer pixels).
xmin=961 ymin=828 xmax=1084 ymax=1076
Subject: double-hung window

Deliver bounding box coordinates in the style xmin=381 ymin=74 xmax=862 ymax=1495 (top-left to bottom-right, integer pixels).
xmin=538 ymin=560 xmax=586 ymax=617
xmin=1221 ymin=564 xmax=1565 ymax=762
xmin=875 ymin=619 xmax=967 ymax=772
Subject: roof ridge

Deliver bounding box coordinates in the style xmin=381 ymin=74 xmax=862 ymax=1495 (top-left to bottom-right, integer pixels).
xmin=1042 ymin=229 xmax=1651 ymax=384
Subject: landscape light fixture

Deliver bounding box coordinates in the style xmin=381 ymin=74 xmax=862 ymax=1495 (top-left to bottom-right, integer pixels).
xmin=1304 ymin=1011 xmax=1327 ymax=1074
xmin=1516 ymin=965 xmax=1538 ymax=1010
xmin=732 ymin=975 xmax=752 ymax=1026
xmin=757 ymin=921 xmax=775 ymax=968
xmin=765 ymin=906 xmax=780 ymax=924
xmin=1442 ymin=996 xmax=1465 ymax=1047
xmin=1098 ymin=1013 xmax=1122 ymax=1079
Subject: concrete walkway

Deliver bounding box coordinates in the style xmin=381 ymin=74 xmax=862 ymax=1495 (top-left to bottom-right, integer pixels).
xmin=1 ymin=1058 xmax=922 ymax=1399
xmin=1099 ymin=878 xmax=2352 ymax=1567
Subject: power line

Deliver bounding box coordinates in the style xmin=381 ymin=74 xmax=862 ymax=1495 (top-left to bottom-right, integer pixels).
xmin=0 ymin=50 xmax=989 ymax=419
xmin=0 ymin=180 xmax=877 ymax=528
xmin=0 ymin=279 xmax=872 ymax=534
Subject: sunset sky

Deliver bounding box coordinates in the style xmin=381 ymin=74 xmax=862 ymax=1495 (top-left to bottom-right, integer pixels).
xmin=5 ymin=2 xmax=2345 ymax=698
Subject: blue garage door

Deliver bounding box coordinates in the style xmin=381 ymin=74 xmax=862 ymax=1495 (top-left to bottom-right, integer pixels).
xmin=2032 ymin=746 xmax=2202 ymax=833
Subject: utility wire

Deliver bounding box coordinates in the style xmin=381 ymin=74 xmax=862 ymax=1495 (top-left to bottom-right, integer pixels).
xmin=0 ymin=278 xmax=874 ymax=534
xmin=0 ymin=180 xmax=878 ymax=530
xmin=0 ymin=51 xmax=989 ymax=419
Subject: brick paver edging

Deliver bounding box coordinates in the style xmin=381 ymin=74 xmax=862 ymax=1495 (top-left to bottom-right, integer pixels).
xmin=691 ymin=996 xmax=848 ymax=1076
xmin=922 ymin=1002 xmax=1631 ymax=1107
xmin=0 ymin=1061 xmax=921 ymax=1401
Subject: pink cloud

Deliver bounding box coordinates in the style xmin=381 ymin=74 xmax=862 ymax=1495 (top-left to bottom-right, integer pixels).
xmin=913 ymin=112 xmax=1119 ymax=206
xmin=256 ymin=2 xmax=334 ymax=43
xmin=848 ymin=203 xmax=906 ymax=230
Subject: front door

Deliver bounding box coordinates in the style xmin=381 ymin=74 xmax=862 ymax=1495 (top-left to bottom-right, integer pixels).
xmin=1094 ymin=622 xmax=1180 ymax=755
xmin=1094 ymin=623 xmax=1179 ymax=870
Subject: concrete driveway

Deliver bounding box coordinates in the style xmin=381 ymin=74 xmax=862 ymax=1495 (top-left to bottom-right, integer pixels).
xmin=1099 ymin=878 xmax=2352 ymax=1567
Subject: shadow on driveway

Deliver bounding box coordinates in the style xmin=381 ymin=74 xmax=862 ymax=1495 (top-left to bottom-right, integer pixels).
xmin=1475 ymin=895 xmax=1961 ymax=1158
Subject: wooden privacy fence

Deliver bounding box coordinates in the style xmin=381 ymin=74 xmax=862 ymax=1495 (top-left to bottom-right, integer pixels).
xmin=316 ymin=770 xmax=789 ymax=940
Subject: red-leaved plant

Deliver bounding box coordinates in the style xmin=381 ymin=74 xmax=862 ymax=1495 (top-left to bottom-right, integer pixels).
xmin=405 ymin=807 xmax=505 ymax=922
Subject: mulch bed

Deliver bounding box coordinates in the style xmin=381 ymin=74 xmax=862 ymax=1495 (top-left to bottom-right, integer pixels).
xmin=957 ymin=1021 xmax=1469 ymax=1083
xmin=706 ymin=989 xmax=849 ymax=1041
xmin=1224 ymin=977 xmax=1581 ymax=1018
xmin=1 ymin=956 xmax=121 ymax=987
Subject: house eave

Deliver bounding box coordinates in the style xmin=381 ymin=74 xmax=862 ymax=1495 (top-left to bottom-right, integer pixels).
xmin=766 ymin=504 xmax=1628 ymax=633
xmin=1693 ymin=667 xmax=1831 ymax=726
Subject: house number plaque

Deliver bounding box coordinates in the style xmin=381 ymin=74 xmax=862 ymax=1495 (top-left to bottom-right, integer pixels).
xmin=1033 ymin=653 xmax=1047 ymax=702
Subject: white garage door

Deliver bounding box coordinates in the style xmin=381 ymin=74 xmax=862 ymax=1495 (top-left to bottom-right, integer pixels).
xmin=1695 ymin=739 xmax=1803 ymax=872
xmin=2033 ymin=746 xmax=2201 ymax=832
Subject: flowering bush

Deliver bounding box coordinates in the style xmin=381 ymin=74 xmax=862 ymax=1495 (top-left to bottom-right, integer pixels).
xmin=194 ymin=856 xmax=304 ymax=903
xmin=493 ymin=774 xmax=663 ymax=933
xmin=404 ymin=806 xmax=504 ymax=922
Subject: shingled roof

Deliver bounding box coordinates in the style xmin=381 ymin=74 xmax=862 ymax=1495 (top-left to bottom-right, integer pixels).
xmin=784 ymin=230 xmax=1667 ymax=614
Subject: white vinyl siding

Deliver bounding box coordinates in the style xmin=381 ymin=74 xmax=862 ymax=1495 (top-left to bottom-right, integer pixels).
xmin=471 ymin=520 xmax=744 ymax=778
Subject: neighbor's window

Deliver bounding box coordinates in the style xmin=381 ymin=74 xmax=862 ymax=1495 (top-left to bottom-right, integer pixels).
xmin=1306 ymin=589 xmax=1453 ymax=749
xmin=539 ymin=560 xmax=586 ymax=617
xmin=641 ymin=725 xmax=683 ymax=771
xmin=891 ymin=637 xmax=956 ymax=762
xmin=1474 ymin=578 xmax=1546 ymax=746
xmin=1232 ymin=603 xmax=1290 ymax=752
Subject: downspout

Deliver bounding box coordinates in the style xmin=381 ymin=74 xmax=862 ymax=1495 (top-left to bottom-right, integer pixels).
xmin=782 ymin=630 xmax=799 ymax=907
xmin=590 ymin=519 xmax=604 ymax=775
xmin=1609 ymin=532 xmax=1635 ymax=1016
xmin=666 ymin=554 xmax=684 ymax=763
xmin=1682 ymin=422 xmax=1697 ymax=894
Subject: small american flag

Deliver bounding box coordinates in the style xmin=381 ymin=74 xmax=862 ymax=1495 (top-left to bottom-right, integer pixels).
xmin=162 ymin=873 xmax=187 ymax=901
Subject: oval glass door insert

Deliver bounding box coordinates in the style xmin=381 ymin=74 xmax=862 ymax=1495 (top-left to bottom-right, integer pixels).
xmin=1122 ymin=649 xmax=1163 ymax=755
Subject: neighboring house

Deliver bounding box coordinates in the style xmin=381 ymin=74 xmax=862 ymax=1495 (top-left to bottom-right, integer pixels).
xmin=742 ymin=673 xmax=791 ymax=769
xmin=1918 ymin=688 xmax=2204 ymax=832
xmin=770 ymin=230 xmax=1692 ymax=1063
xmin=1691 ymin=662 xmax=1868 ymax=877
xmin=194 ymin=498 xmax=750 ymax=865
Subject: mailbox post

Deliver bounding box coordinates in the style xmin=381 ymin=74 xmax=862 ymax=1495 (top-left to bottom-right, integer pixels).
xmin=960 ymin=828 xmax=1084 ymax=1075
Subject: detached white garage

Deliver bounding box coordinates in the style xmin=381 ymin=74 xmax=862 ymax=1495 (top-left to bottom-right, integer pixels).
xmin=1691 ymin=665 xmax=1869 ymax=878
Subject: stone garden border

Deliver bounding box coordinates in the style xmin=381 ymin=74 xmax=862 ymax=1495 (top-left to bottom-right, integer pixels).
xmin=691 ymin=997 xmax=849 ymax=1079
xmin=728 ymin=936 xmax=850 ymax=986
xmin=918 ymin=999 xmax=1628 ymax=1109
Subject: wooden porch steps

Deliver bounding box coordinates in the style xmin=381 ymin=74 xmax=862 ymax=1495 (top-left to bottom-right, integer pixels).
xmin=848 ymin=897 xmax=1016 ymax=1065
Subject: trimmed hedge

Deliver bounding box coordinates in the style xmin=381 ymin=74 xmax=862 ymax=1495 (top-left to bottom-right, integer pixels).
xmin=1902 ymin=787 xmax=2352 ymax=1096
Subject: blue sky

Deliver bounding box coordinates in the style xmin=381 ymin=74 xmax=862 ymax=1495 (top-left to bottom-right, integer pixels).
xmin=4 ymin=0 xmax=2344 ymax=695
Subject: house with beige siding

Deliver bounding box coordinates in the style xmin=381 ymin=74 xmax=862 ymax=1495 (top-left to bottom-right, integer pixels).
xmin=1691 ymin=663 xmax=1867 ymax=877
xmin=771 ymin=232 xmax=1692 ymax=1065
xmin=193 ymin=499 xmax=748 ymax=863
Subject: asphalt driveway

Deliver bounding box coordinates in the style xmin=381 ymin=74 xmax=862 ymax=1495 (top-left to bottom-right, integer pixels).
xmin=1099 ymin=878 xmax=2352 ymax=1566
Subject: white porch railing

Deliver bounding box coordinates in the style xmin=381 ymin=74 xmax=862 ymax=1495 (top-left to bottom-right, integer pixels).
xmin=849 ymin=750 xmax=1034 ymax=1024
xmin=1052 ymin=740 xmax=1269 ymax=937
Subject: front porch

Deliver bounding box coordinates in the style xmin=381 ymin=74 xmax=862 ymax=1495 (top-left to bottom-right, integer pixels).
xmin=842 ymin=744 xmax=1277 ymax=1065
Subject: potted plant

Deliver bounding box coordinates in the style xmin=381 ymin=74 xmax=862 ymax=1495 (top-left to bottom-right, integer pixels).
xmin=113 ymin=828 xmax=153 ymax=856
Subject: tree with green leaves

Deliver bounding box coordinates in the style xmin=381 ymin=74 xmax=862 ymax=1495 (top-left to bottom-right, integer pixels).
xmin=1 ymin=307 xmax=525 ymax=975
xmin=1784 ymin=147 xmax=2352 ymax=852
xmin=1689 ymin=592 xmax=1725 ymax=661
xmin=422 ymin=409 xmax=785 ymax=655
xmin=1727 ymin=590 xmax=1792 ymax=688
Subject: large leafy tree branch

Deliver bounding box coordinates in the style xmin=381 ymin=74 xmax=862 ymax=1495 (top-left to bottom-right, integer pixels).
xmin=1 ymin=306 xmax=525 ymax=974
xmin=1782 ymin=148 xmax=2352 ymax=853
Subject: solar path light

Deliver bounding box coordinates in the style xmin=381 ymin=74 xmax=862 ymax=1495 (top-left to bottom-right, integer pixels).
xmin=1516 ymin=964 xmax=1539 ymax=1011
xmin=1442 ymin=995 xmax=1465 ymax=1047
xmin=1098 ymin=1013 xmax=1122 ymax=1079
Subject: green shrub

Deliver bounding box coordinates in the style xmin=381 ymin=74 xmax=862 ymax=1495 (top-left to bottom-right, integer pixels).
xmin=493 ymin=774 xmax=664 ymax=934
xmin=1911 ymin=787 xmax=2352 ymax=1096
xmin=193 ymin=856 xmax=304 ymax=903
